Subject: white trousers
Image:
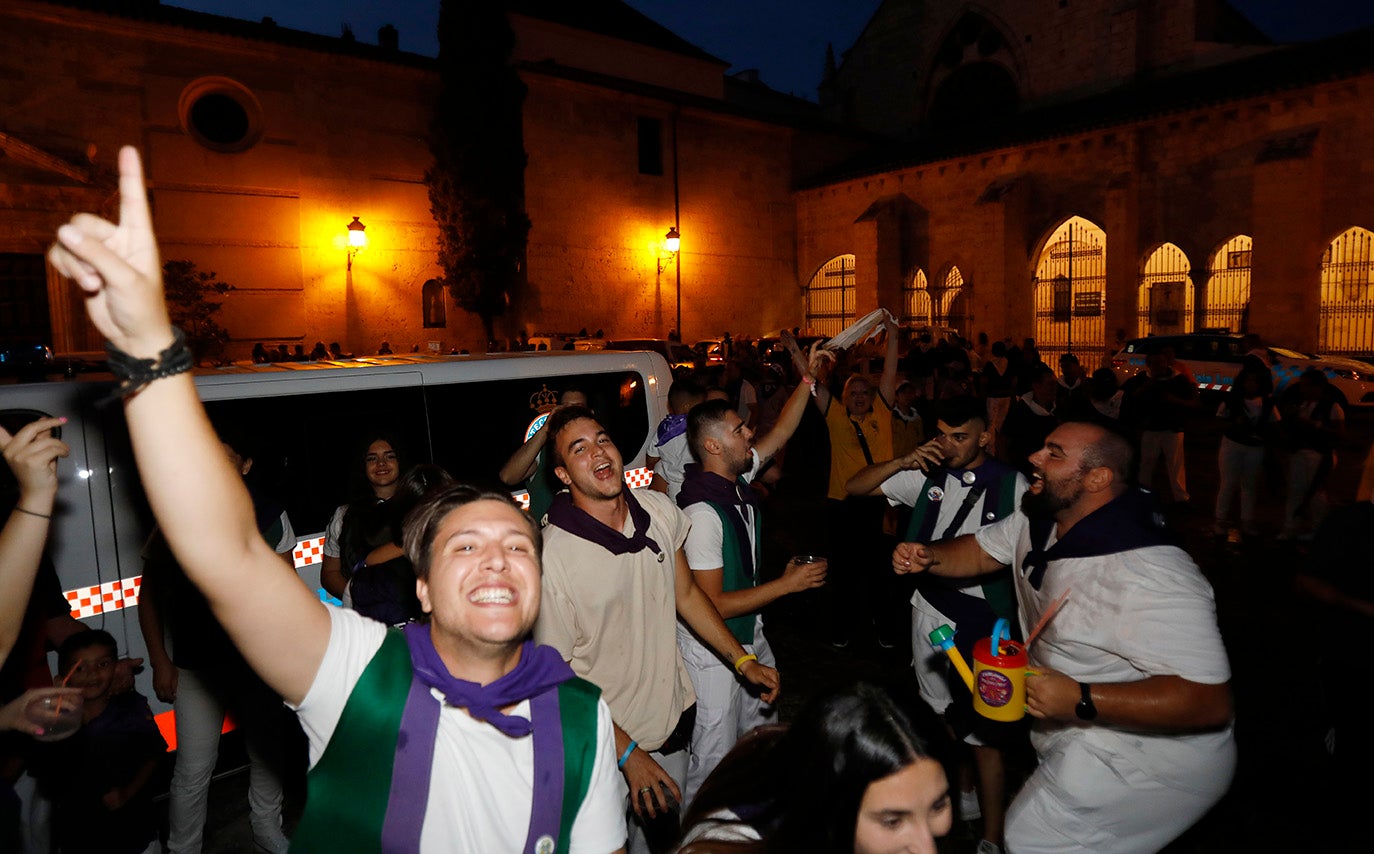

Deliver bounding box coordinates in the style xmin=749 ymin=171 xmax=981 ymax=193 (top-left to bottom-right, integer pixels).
xmin=166 ymin=667 xmax=286 ymax=854
xmin=1214 ymin=436 xmax=1265 ymax=532
xmin=1006 ymin=731 xmax=1234 ymax=853
xmin=678 ymin=621 xmax=778 ymax=809
xmin=1138 ymin=430 xmax=1188 ymax=502
xmin=1283 ymin=448 xmax=1331 ymax=535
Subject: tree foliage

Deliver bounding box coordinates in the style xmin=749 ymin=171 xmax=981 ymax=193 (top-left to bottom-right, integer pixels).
xmin=426 ymin=1 xmax=531 ymax=341
xmin=162 ymin=259 xmax=233 ymax=364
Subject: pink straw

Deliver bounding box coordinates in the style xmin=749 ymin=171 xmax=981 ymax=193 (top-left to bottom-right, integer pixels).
xmin=1026 ymin=588 xmax=1070 ymax=647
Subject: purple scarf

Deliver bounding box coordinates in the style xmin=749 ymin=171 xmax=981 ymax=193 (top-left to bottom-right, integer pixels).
xmin=678 ymin=463 xmax=758 ymax=581
xmin=402 ymin=625 xmax=573 ymax=737
xmin=545 ymin=489 xmax=663 ymax=557
xmin=657 ymin=413 xmax=687 ymax=445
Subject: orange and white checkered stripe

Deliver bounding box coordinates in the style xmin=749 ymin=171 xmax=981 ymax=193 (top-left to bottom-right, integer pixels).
xmin=65 ymin=576 xmax=141 ymax=619
xmin=63 ymin=467 xmax=659 ymax=617
xmin=292 ymin=535 xmax=326 ymax=569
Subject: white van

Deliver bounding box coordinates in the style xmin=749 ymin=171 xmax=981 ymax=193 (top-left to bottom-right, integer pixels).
xmin=0 ymin=350 xmax=671 ymax=726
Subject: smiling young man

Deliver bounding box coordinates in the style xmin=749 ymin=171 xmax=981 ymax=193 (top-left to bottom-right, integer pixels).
xmin=893 ymin=421 xmax=1235 ymax=853
xmin=535 ymin=406 xmax=780 ymax=854
xmin=47 ymin=146 xmax=625 ymax=853
xmin=847 ymin=396 xmax=1026 ymax=854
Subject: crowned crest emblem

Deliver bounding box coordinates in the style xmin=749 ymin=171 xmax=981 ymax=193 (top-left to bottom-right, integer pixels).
xmin=530 ymin=384 xmax=559 ymax=413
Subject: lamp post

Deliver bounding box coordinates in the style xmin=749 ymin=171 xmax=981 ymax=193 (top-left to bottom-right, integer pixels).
xmin=346 ymin=216 xmax=367 ymax=271
xmin=658 ymin=227 xmax=680 ymax=339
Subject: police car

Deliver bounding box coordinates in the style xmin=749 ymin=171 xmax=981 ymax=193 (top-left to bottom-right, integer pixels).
xmin=1109 ymin=333 xmax=1374 ymax=408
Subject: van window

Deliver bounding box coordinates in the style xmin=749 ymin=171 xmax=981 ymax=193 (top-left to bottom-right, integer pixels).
xmin=204 ymin=386 xmax=429 ymax=536
xmin=424 ymin=371 xmax=650 ymax=489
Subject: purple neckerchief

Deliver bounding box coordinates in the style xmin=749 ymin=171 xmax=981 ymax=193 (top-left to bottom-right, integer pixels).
xmin=1023 ymin=488 xmax=1174 ymax=590
xmin=545 ymin=489 xmax=663 ymax=557
xmin=403 ymin=626 xmax=574 ymax=736
xmin=657 ymin=413 xmax=687 ymax=445
xmin=678 ymin=463 xmax=758 ymax=581
xmin=385 ymin=630 xmax=572 ymax=853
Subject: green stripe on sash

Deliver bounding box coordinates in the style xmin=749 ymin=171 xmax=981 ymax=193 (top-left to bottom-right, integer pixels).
xmin=291 ymin=629 xmax=411 ymax=853
xmin=555 ymin=678 xmax=601 ymax=851
xmin=706 ymin=502 xmax=757 ymax=645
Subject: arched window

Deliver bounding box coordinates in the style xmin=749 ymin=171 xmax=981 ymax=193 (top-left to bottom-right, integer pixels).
xmin=1203 ymin=236 xmax=1252 ymax=333
xmin=422 ymin=278 xmax=447 ymax=328
xmin=804 ymin=254 xmax=855 ymax=337
xmin=1033 ymin=217 xmax=1106 ymax=366
xmin=902 ymin=268 xmax=931 ymax=325
xmin=1137 ymin=243 xmax=1193 ymax=337
xmin=927 ymin=12 xmax=1019 ymax=135
xmin=937 ymin=266 xmax=967 ymax=334
xmin=1319 ymin=227 xmax=1374 ymax=354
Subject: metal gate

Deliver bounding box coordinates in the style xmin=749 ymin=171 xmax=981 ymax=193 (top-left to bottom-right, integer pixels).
xmin=902 ymin=268 xmax=931 ymax=325
xmin=1137 ymin=243 xmax=1194 ymax=337
xmin=1033 ymin=217 xmax=1106 ymax=367
xmin=1319 ymin=227 xmax=1374 ymax=355
xmin=805 ymin=254 xmax=855 ymax=337
xmin=1202 ymin=235 xmax=1251 ymax=333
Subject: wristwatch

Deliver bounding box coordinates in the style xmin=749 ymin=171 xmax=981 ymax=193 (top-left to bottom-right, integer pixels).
xmin=1075 ymin=682 xmax=1098 ymax=721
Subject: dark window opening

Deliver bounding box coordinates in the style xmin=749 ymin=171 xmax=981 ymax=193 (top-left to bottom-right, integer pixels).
xmin=189 ymin=93 xmax=250 ymax=147
xmin=637 ymin=117 xmax=663 ymax=176
xmin=0 ymin=253 xmax=51 ymax=348
xmin=929 ymin=62 xmax=1019 ymax=136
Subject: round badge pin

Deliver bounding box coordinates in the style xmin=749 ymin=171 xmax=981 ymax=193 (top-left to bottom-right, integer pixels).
xmin=927 ymin=486 xmax=944 ymax=502
xmin=961 ymin=470 xmax=977 ymax=485
xmin=535 ymin=835 xmax=556 ymax=854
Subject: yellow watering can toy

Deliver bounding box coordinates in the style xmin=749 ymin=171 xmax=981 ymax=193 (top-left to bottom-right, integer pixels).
xmin=929 ymin=618 xmax=1031 ymax=722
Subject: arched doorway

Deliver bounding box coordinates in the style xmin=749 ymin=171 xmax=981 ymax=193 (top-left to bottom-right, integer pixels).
xmin=1137 ymin=243 xmax=1193 ymax=337
xmin=901 ymin=268 xmax=931 ymax=325
xmin=1319 ymin=227 xmax=1374 ymax=355
xmin=1033 ymin=217 xmax=1106 ymax=366
xmin=804 ymin=254 xmax=855 ymax=336
xmin=1202 ymin=236 xmax=1251 ymax=333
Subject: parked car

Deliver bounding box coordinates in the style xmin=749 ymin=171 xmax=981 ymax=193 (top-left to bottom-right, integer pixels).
xmin=1109 ymin=333 xmax=1374 ymax=408
xmin=605 ymin=338 xmax=696 ymax=374
xmin=693 ymin=339 xmax=726 ymax=367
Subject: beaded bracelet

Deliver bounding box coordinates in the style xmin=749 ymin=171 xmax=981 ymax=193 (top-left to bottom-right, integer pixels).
xmin=105 ymin=327 xmax=194 ymax=400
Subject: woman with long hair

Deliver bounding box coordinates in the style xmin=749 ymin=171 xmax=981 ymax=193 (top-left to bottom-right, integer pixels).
xmin=678 ymin=682 xmax=951 ymax=853
xmin=319 ymin=431 xmax=405 ymax=600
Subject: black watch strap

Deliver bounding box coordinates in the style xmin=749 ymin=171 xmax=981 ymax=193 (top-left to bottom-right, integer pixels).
xmin=1075 ymin=682 xmax=1098 ymax=721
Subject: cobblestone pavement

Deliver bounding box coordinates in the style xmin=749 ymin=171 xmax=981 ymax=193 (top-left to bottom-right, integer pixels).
xmin=183 ymin=410 xmax=1371 ymax=852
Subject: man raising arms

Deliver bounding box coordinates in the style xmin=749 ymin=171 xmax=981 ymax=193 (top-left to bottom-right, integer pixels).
xmin=49 ymin=147 xmax=626 ymax=852
xmin=535 ymin=406 xmax=779 ymax=852
xmin=894 ymin=422 xmax=1234 ymax=853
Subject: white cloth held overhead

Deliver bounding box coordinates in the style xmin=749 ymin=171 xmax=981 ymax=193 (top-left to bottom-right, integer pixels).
xmin=821 ymin=308 xmax=896 ymax=352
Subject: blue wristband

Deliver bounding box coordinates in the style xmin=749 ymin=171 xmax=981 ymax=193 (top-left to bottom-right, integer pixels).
xmin=617 ymin=740 xmax=638 ymax=769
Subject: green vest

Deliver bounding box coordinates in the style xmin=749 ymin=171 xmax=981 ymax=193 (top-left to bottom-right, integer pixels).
xmin=704 ymin=501 xmax=761 ymax=645
xmin=290 ymin=630 xmax=600 ymax=853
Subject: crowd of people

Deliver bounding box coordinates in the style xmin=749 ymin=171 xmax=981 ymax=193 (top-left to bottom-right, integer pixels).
xmin=0 ymin=144 xmax=1366 ymax=853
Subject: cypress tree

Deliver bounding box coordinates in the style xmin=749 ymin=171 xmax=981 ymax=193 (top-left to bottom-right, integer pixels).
xmin=426 ymin=0 xmax=531 ymax=345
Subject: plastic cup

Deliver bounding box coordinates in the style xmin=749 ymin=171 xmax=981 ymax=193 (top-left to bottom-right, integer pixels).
xmin=26 ymin=692 xmax=83 ymax=742
xmin=789 ymin=554 xmax=828 ymax=579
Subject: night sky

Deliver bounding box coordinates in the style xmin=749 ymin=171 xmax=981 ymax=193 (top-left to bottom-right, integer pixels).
xmin=163 ymin=0 xmax=1374 ymax=100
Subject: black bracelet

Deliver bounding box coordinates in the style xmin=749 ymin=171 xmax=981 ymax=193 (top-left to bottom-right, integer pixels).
xmin=104 ymin=327 xmax=194 ymax=399
xmin=12 ymin=507 xmax=52 ymax=520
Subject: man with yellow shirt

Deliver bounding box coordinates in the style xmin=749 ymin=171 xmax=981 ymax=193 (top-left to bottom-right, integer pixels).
xmin=812 ymin=316 xmax=900 ymax=648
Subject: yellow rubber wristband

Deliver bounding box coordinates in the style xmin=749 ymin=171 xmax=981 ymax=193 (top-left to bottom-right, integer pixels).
xmin=733 ymin=653 xmax=758 ymax=674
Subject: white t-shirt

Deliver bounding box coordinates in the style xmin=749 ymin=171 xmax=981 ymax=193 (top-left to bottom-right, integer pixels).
xmin=322 ymin=503 xmax=348 ymax=559
xmin=974 ymin=509 xmax=1234 ymax=788
xmin=294 ymin=607 xmax=627 ymax=853
xmin=682 ymin=450 xmax=762 ymax=573
xmin=652 ymin=432 xmax=695 ymax=502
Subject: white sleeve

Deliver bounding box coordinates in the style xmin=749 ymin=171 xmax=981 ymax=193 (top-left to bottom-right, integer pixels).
xmin=683 ymin=503 xmax=725 ymax=571
xmin=880 ymin=469 xmax=927 ymax=509
xmin=974 ymin=511 xmax=1024 ymax=566
xmin=290 ymin=606 xmax=388 ymax=766
xmin=273 ymin=510 xmax=296 ymax=555
xmin=569 ymin=698 xmax=629 ymax=852
xmin=1116 ymin=549 xmax=1232 ymax=684
xmin=322 ymin=504 xmax=347 ymax=558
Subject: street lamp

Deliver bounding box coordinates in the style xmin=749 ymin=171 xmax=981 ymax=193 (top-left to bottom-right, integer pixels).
xmin=658 ymin=227 xmax=680 ymax=274
xmin=346 ymin=216 xmax=367 ymax=271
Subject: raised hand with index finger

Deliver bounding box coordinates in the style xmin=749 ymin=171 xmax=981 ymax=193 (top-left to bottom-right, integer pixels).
xmin=47 ymin=146 xmax=174 ymax=362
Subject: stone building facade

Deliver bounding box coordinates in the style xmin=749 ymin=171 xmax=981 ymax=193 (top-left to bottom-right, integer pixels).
xmin=803 ymin=0 xmax=1374 ymax=360
xmin=0 ymin=0 xmax=851 ymax=360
